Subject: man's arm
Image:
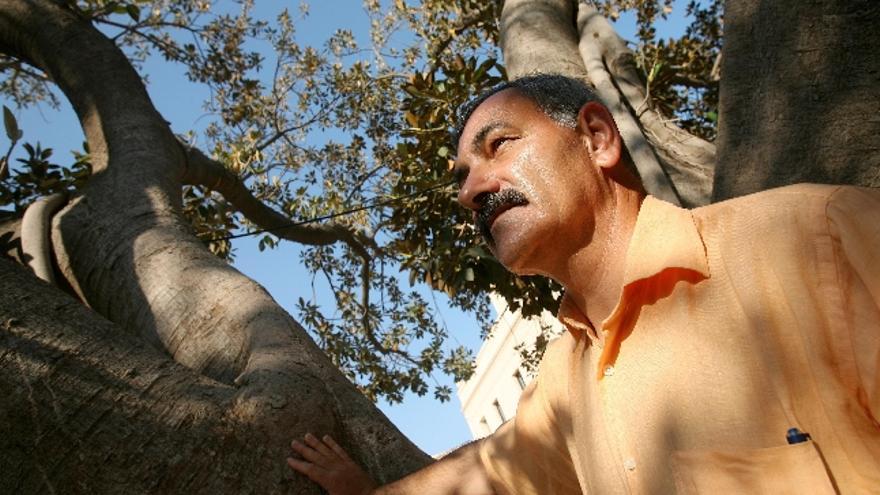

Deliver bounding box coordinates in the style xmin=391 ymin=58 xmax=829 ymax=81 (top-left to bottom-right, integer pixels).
xmin=288 ymin=433 xmax=497 ymax=495
xmin=375 ymin=438 xmax=496 ymax=495
xmin=826 ymin=186 xmax=880 ymax=415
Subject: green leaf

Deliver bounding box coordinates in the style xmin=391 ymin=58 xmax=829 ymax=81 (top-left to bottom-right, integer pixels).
xmin=705 ymin=111 xmax=718 ymax=123
xmin=126 ymin=4 xmax=141 ymax=22
xmin=647 ymin=62 xmax=663 ymax=83
xmin=3 ymin=106 xmax=22 ymax=141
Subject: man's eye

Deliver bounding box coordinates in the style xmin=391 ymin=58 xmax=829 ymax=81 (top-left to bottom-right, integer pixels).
xmin=490 ymin=137 xmax=512 ymax=153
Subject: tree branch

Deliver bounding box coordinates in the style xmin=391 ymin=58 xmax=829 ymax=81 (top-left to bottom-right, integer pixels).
xmin=180 ymin=144 xmax=385 ymax=362
xmin=576 ymin=2 xmax=715 ymax=207
xmin=256 ymin=94 xmax=343 ymax=152
xmin=96 ymin=18 xmax=186 ymax=61
xmin=180 ymin=143 xmax=376 ymax=258
xmin=0 ymin=56 xmax=51 ymax=82
xmin=20 ymin=191 xmax=67 ymax=284
xmin=574 ymin=4 xmax=681 ymax=205
xmin=425 ymin=9 xmax=489 ymax=74
xmin=0 ymin=2 xmax=434 ymax=484
xmin=500 ymin=0 xmax=587 ymax=79
xmin=180 ymin=142 xmax=420 ymax=375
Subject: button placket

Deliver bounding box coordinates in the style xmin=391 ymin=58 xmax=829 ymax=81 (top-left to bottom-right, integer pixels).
xmin=595 ymin=352 xmax=637 ymax=493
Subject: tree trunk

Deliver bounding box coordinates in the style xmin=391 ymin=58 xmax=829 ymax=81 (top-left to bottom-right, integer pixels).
xmin=500 ymin=0 xmax=585 ymax=79
xmin=713 ymin=0 xmax=880 ymax=200
xmin=2 ymin=257 xmax=239 ymax=493
xmin=0 ymin=0 xmax=429 ymax=491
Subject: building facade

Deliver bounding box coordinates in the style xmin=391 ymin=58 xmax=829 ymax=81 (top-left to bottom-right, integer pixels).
xmin=456 ymin=294 xmax=564 ymax=438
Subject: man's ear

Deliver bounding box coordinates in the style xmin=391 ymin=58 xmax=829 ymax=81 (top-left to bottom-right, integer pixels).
xmin=576 ymin=101 xmax=622 ymax=170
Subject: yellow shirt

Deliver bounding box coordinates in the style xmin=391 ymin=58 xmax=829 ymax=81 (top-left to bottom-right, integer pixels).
xmin=480 ymin=184 xmax=880 ymax=494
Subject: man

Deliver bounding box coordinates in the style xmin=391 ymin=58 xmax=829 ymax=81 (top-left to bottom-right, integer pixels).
xmin=289 ymin=75 xmax=880 ymax=494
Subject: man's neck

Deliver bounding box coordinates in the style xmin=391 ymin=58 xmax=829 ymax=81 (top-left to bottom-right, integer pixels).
xmin=556 ymin=187 xmax=644 ymax=329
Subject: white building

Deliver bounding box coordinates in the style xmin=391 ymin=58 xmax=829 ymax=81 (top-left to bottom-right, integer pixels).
xmin=456 ymin=294 xmax=564 ymax=438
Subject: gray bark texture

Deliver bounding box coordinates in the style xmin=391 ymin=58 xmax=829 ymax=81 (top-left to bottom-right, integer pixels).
xmin=500 ymin=0 xmax=586 ymax=79
xmin=713 ymin=0 xmax=880 ymax=200
xmin=2 ymin=256 xmax=238 ymax=493
xmin=0 ymin=0 xmax=430 ymax=492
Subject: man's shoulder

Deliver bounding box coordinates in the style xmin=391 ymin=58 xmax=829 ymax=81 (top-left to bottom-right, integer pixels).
xmin=694 ymin=183 xmax=879 ymax=220
xmin=688 ymin=183 xmax=880 ymax=255
xmin=687 ymin=184 xmax=837 ymax=251
xmin=691 ymin=183 xmax=859 ymax=226
xmin=698 ymin=183 xmax=841 ymax=213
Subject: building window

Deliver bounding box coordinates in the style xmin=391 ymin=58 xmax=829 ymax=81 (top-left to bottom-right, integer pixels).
xmin=480 ymin=417 xmax=490 ymax=435
xmin=514 ymin=369 xmax=527 ymax=390
xmin=493 ymin=399 xmax=506 ymax=423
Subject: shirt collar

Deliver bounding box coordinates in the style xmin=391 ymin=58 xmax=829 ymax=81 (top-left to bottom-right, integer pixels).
xmin=556 ymin=196 xmax=710 ymax=376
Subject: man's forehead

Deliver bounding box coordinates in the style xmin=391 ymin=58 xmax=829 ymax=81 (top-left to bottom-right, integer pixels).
xmin=463 ymin=89 xmax=530 ymax=125
xmin=457 ymin=89 xmax=541 ymax=147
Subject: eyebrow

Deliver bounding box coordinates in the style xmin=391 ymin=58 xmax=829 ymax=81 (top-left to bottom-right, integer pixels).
xmin=470 ymin=121 xmax=508 ymax=155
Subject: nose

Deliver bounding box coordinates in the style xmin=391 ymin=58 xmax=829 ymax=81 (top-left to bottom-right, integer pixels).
xmin=457 ymin=169 xmax=502 ymax=211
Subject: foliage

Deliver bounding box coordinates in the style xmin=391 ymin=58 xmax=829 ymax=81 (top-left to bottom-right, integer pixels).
xmin=0 ymin=0 xmax=723 ymax=401
xmin=595 ymin=0 xmax=723 ymax=139
xmin=0 ymin=104 xmax=91 ymax=211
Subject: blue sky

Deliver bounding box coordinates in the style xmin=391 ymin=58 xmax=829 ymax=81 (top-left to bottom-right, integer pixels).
xmin=1 ymin=1 xmax=692 ymax=456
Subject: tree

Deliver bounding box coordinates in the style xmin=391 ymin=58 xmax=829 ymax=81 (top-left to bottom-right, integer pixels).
xmin=1 ymin=0 xmax=877 ymax=492
xmin=0 ymin=0 xmax=504 ymax=406
xmin=713 ymin=0 xmax=880 ymax=199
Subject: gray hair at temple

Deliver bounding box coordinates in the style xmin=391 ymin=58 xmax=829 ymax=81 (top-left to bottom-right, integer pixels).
xmin=451 ymin=74 xmax=601 ymax=148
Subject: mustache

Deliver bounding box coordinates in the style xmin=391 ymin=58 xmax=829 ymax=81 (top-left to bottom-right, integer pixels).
xmin=476 ymin=189 xmax=528 ymax=245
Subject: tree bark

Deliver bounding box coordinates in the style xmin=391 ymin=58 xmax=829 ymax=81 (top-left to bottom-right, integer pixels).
xmin=2 ymin=256 xmax=235 ymax=493
xmin=20 ymin=192 xmax=67 ymax=284
xmin=500 ymin=0 xmax=586 ymax=80
xmin=0 ymin=0 xmax=430 ymax=491
xmin=714 ymin=0 xmax=880 ymax=200
xmin=1 ymin=257 xmax=426 ymax=493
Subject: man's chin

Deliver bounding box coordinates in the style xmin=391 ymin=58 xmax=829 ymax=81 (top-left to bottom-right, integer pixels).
xmin=488 ymin=239 xmax=538 ymax=276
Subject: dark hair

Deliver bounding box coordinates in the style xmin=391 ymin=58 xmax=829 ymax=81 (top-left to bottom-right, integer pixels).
xmin=451 ymin=74 xmax=600 ymax=148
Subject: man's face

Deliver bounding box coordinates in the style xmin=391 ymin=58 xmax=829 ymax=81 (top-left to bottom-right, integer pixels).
xmin=454 ymin=89 xmax=604 ymax=276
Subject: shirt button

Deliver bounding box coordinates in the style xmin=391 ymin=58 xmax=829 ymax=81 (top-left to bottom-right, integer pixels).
xmin=603 ymin=365 xmax=615 ymax=377
xmin=624 ymin=458 xmax=637 ymax=471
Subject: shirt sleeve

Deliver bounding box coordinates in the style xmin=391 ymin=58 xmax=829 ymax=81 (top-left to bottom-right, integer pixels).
xmin=478 ymin=338 xmax=582 ymax=495
xmin=825 ymin=186 xmax=880 ymax=416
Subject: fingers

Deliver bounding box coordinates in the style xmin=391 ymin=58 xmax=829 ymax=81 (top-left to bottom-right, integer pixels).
xmin=322 ymin=435 xmax=353 ymax=462
xmin=289 ymin=434 xmax=377 ymax=494
xmin=291 ymin=438 xmax=325 ymax=464
xmin=287 ymin=456 xmax=322 ymax=481
xmin=289 ymin=433 xmax=350 ymax=468
xmin=304 ymin=432 xmax=336 ymax=459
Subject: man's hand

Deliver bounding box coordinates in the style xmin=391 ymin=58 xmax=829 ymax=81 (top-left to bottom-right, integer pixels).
xmin=287 ymin=433 xmax=377 ymax=495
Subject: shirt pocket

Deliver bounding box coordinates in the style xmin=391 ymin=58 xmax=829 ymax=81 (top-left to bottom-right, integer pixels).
xmin=671 ymin=441 xmax=838 ymax=495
